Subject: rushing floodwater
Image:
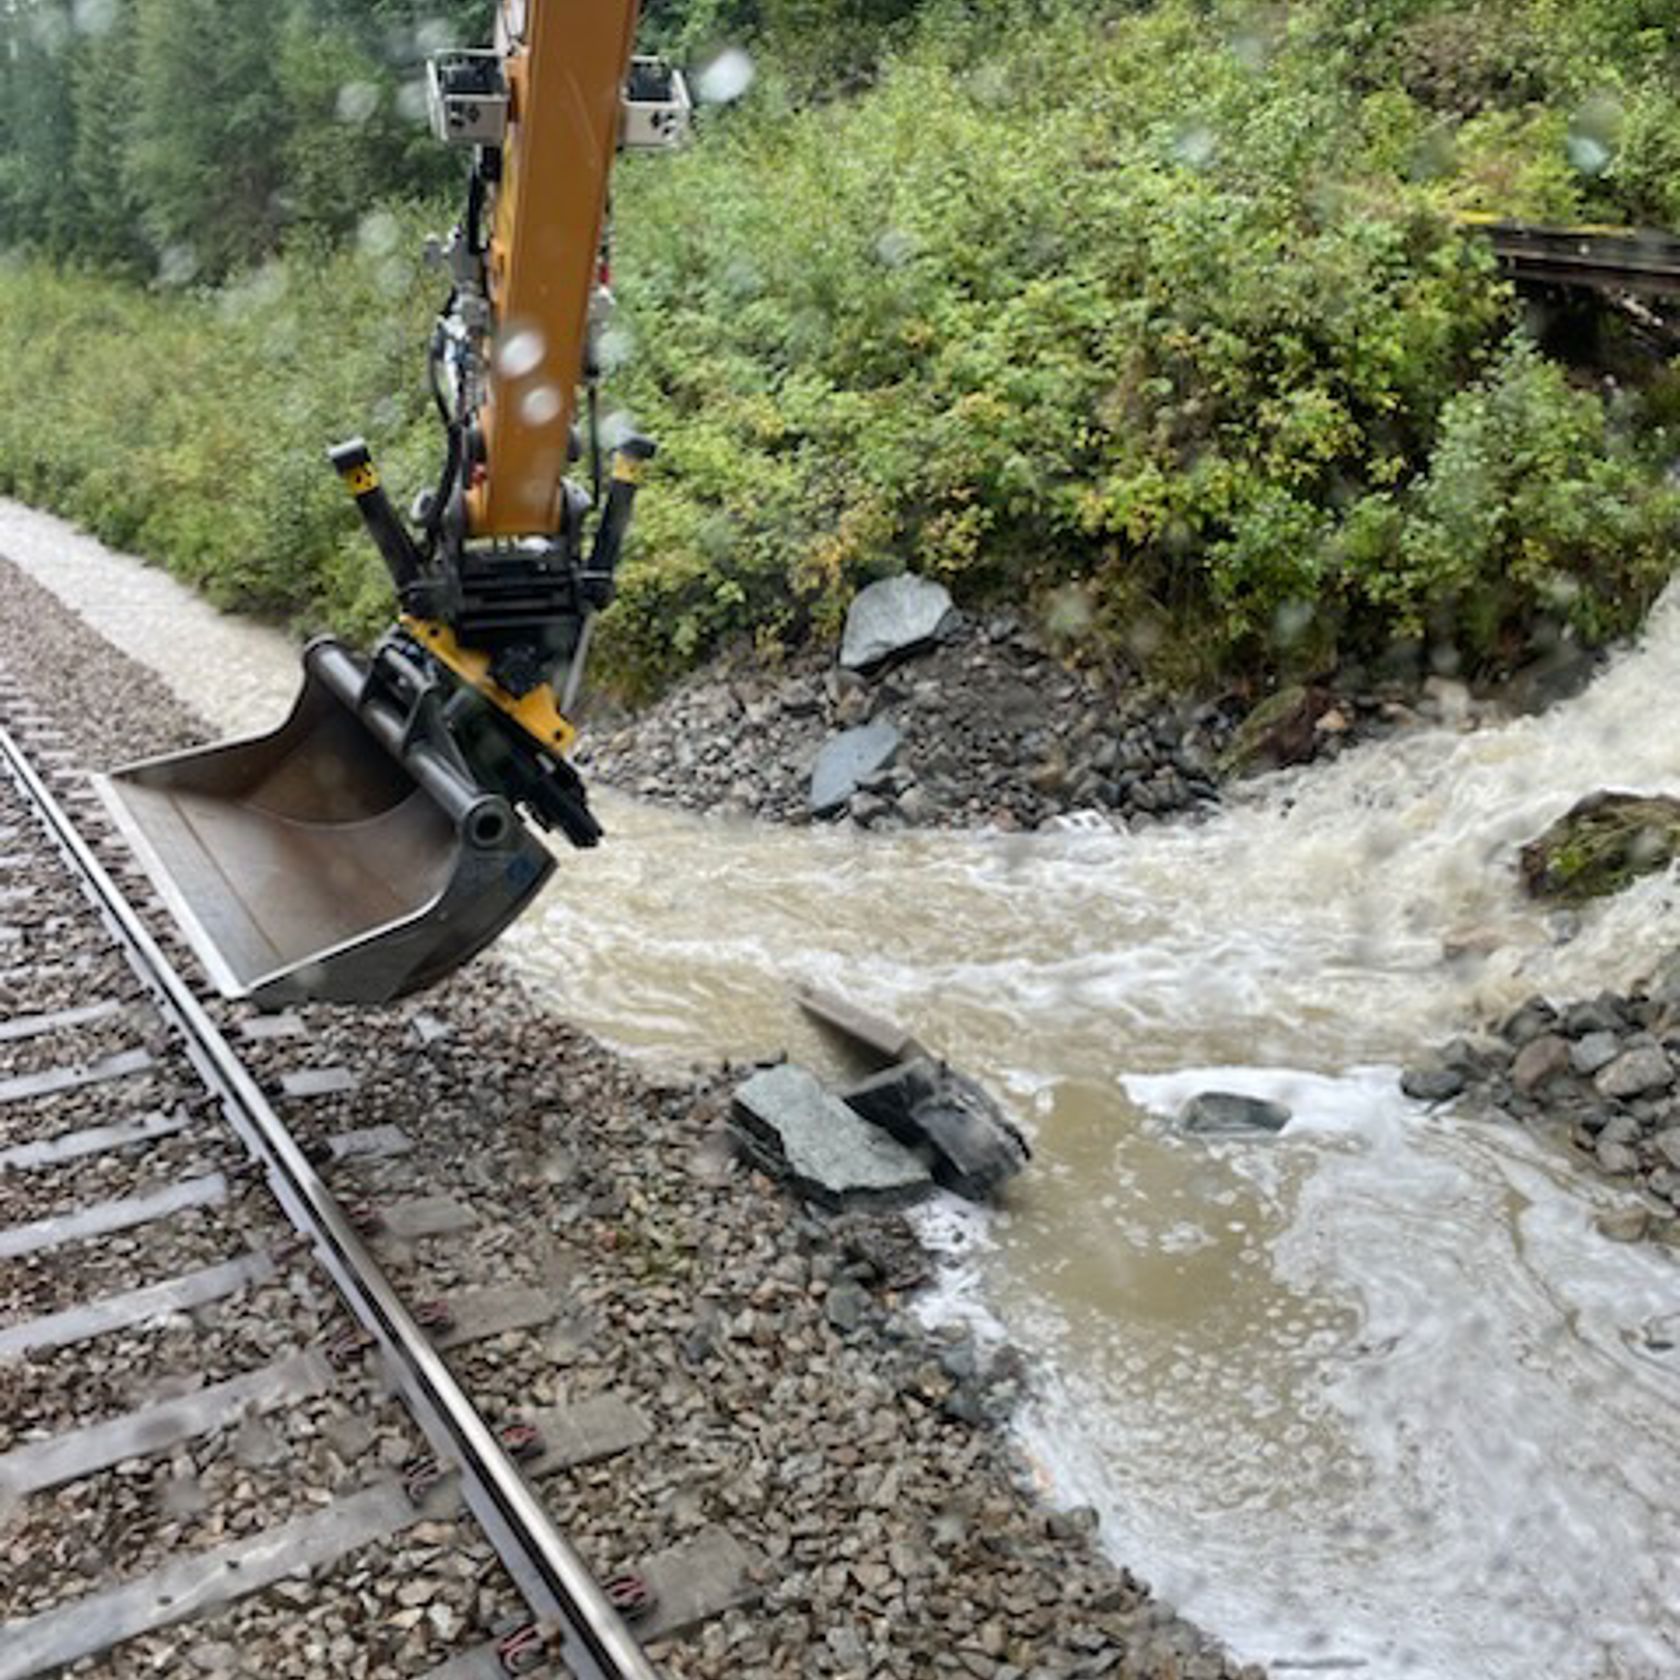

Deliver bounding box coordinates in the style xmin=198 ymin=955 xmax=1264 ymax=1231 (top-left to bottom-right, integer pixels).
xmin=4 ymin=498 xmax=1678 ymax=1678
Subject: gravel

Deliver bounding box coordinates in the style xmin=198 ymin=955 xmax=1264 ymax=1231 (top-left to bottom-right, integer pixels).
xmin=1404 ymin=968 xmax=1680 ymax=1242
xmin=0 ymin=552 xmax=1262 ymax=1678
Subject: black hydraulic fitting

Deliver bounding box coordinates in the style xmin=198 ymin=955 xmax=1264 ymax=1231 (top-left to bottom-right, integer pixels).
xmin=328 ymin=438 xmax=426 ymax=596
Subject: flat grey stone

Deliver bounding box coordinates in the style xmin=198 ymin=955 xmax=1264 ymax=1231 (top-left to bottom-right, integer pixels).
xmin=1595 ymin=1045 xmax=1674 ymax=1100
xmin=732 ymin=1064 xmax=933 ymax=1210
xmin=839 ymin=574 xmax=959 ymax=672
xmin=1177 ymin=1091 xmax=1292 ymax=1137
xmin=810 ymin=724 xmax=902 ymax=816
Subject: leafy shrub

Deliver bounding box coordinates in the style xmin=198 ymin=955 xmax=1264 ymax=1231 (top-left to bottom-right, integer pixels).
xmin=3 ymin=0 xmax=1679 ymax=701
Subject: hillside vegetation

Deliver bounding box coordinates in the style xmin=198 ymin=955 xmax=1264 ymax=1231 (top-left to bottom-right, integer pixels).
xmin=1 ymin=0 xmax=1678 ymax=697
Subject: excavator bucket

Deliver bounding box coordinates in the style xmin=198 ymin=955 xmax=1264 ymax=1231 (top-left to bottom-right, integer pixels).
xmin=95 ymin=639 xmax=555 ymax=1009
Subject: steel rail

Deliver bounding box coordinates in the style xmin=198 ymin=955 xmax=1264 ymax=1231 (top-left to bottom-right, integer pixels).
xmin=1474 ymin=220 xmax=1680 ymax=299
xmin=0 ymin=717 xmax=656 ymax=1680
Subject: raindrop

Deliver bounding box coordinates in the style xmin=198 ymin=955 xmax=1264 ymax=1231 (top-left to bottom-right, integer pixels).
xmin=358 ymin=210 xmax=402 ymax=258
xmin=337 ymin=81 xmax=381 ymax=126
xmin=1568 ymin=94 xmax=1624 ymax=178
xmin=1272 ymin=600 xmax=1314 ymax=645
xmin=599 ymin=409 xmax=639 ymax=452
xmin=1044 ymin=585 xmax=1095 ymax=640
xmin=696 ymin=47 xmax=755 ymax=106
xmin=415 ymin=18 xmax=459 ymax=56
xmin=377 ymin=257 xmax=411 ymax=297
xmin=28 ymin=9 xmax=69 ymax=51
xmin=497 ymin=327 xmax=547 ymax=379
xmin=875 ymin=229 xmax=917 ymax=269
xmin=1229 ymin=28 xmax=1269 ymax=72
xmin=72 ymin=0 xmax=117 ymax=37
xmin=596 ymin=323 xmax=635 ymax=373
xmin=157 ymin=245 xmax=199 ymax=288
xmin=396 ymin=80 xmax=430 ymax=125
xmin=1566 ymin=134 xmax=1613 ymax=178
xmin=1172 ymin=125 xmax=1217 ymax=169
xmin=520 ymin=385 xmax=564 ymax=426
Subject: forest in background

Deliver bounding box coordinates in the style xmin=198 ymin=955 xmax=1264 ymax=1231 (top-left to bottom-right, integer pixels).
xmin=0 ymin=0 xmax=1678 ymax=697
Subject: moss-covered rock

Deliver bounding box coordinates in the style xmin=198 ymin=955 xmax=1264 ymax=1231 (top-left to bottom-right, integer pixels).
xmin=1218 ymin=685 xmax=1333 ymax=777
xmin=1519 ymin=791 xmax=1680 ymax=905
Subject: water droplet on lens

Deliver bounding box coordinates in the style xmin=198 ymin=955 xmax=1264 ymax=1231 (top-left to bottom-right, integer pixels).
xmin=696 ymin=47 xmax=755 ymax=105
xmin=72 ymin=0 xmax=117 ymax=36
xmin=357 ymin=210 xmax=401 ymax=258
xmin=337 ymin=81 xmax=381 ymax=126
xmin=157 ymin=245 xmax=199 ymax=288
xmin=521 ymin=386 xmax=564 ymax=426
xmin=498 ymin=327 xmax=546 ymax=378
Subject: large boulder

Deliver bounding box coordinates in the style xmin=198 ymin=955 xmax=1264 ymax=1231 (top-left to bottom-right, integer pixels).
xmin=840 ymin=575 xmax=960 ymax=673
xmin=842 ymin=1057 xmax=1030 ymax=1201
xmin=732 ymin=1064 xmax=934 ymax=1211
xmin=1519 ymin=791 xmax=1680 ymax=906
xmin=809 ymin=723 xmax=902 ymax=816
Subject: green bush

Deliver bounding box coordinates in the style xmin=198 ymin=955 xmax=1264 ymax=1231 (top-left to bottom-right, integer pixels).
xmin=2 ymin=0 xmax=1679 ymax=701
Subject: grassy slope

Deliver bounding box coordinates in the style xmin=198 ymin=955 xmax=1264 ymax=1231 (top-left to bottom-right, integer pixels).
xmin=0 ymin=1 xmax=1677 ymax=696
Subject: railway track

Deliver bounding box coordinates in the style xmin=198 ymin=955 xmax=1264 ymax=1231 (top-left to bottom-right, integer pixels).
xmin=1468 ymin=217 xmax=1680 ymax=300
xmin=0 ymin=678 xmax=749 ymax=1678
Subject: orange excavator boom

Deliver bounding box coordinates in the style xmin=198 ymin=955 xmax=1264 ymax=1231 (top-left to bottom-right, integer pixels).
xmin=100 ymin=0 xmax=690 ymax=1006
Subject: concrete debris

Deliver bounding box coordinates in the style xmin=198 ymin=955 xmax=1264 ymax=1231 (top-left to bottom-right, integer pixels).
xmin=843 ymin=1057 xmax=1029 ymax=1201
xmin=732 ymin=1064 xmax=934 ymax=1211
xmin=793 ymin=981 xmax=927 ymax=1069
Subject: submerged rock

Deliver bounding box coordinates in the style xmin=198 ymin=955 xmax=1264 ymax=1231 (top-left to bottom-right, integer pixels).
xmin=1519 ymin=791 xmax=1680 ymax=905
xmin=839 ymin=574 xmax=960 ymax=672
xmin=732 ymin=1063 xmax=933 ymax=1210
xmin=843 ymin=1057 xmax=1030 ymax=1200
xmin=810 ymin=723 xmax=902 ymax=816
xmin=1401 ymin=1066 xmax=1467 ymax=1103
xmin=1177 ymin=1091 xmax=1292 ymax=1136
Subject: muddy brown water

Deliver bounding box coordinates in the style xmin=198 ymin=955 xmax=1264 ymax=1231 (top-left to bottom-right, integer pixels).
xmin=5 ymin=497 xmax=1678 ymax=1678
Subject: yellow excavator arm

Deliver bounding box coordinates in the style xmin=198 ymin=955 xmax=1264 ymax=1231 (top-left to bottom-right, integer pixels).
xmin=98 ymin=0 xmax=690 ymax=1007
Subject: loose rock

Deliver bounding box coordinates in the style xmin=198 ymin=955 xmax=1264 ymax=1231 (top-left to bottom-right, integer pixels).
xmin=809 ymin=723 xmax=902 ymax=817
xmin=839 ymin=574 xmax=960 ymax=673
xmin=1177 ymin=1091 xmax=1291 ymax=1136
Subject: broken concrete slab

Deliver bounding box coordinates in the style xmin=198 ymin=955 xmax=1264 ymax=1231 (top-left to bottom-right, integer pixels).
xmin=792 ymin=981 xmax=927 ymax=1069
xmin=732 ymin=1064 xmax=933 ymax=1211
xmin=843 ymin=1057 xmax=1029 ymax=1201
xmin=1177 ymin=1091 xmax=1292 ymax=1137
xmin=810 ymin=723 xmax=902 ymax=817
xmin=840 ymin=574 xmax=960 ymax=672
